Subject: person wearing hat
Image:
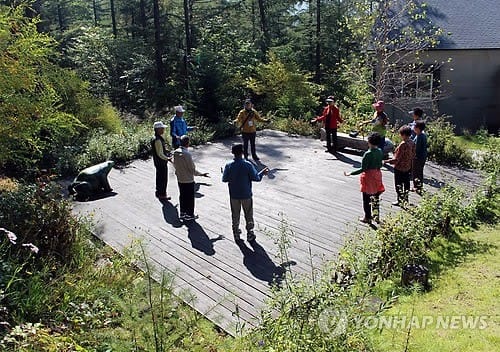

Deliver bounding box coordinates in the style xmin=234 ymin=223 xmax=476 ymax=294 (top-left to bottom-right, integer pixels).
xmin=311 ymin=95 xmax=343 ymax=153
xmin=222 ymin=143 xmax=268 ymax=242
xmin=173 ymin=135 xmax=209 ymax=221
xmin=360 ymin=100 xmax=388 ymax=151
xmin=408 ymin=107 xmax=424 ymax=138
xmin=170 ymin=105 xmax=195 ymax=149
xmin=151 ymin=121 xmax=172 ymax=200
xmin=233 ymin=99 xmax=269 ymax=161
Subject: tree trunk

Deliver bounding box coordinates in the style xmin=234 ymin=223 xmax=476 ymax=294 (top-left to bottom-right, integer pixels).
xmin=153 ymin=0 xmax=166 ymax=86
xmin=57 ymin=2 xmax=65 ymax=33
xmin=257 ymin=0 xmax=270 ymax=57
xmin=92 ymin=0 xmax=98 ymax=26
xmin=139 ymin=0 xmax=147 ymax=31
xmin=308 ymin=0 xmax=314 ymax=69
xmin=314 ymin=0 xmax=321 ymax=83
xmin=183 ymin=0 xmax=194 ymax=91
xmin=110 ymin=0 xmax=117 ymax=37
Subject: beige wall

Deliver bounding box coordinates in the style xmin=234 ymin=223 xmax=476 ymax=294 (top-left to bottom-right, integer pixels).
xmin=423 ymin=49 xmax=500 ymax=133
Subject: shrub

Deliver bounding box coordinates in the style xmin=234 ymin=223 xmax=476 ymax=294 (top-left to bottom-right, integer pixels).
xmin=426 ymin=116 xmax=473 ymax=166
xmin=0 ymin=183 xmax=79 ymax=265
xmin=271 ymin=116 xmax=319 ymax=136
xmin=57 ymin=121 xmax=152 ymax=175
xmin=476 ymin=137 xmax=500 ymax=174
xmin=246 ymin=53 xmax=322 ymax=119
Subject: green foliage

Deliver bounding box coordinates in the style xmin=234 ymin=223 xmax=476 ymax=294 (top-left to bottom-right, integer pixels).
xmin=0 ymin=323 xmax=86 ymax=351
xmin=476 ymin=137 xmax=500 ymax=174
xmin=247 ymin=53 xmax=322 ymax=119
xmin=426 ymin=116 xmax=473 ymax=166
xmin=0 ymin=4 xmax=122 ymax=177
xmin=0 ymin=181 xmax=90 ymax=325
xmin=65 ymin=26 xmax=113 ymax=98
xmin=0 ymin=182 xmax=80 ymax=265
xmin=74 ymin=121 xmax=151 ymax=171
xmin=271 ymin=117 xmax=319 ymax=136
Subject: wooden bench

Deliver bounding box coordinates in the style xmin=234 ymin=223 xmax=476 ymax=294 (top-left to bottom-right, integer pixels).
xmin=320 ymin=128 xmax=394 ymax=154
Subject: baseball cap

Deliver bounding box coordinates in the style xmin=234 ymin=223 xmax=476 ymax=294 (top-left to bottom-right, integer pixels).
xmin=325 ymin=95 xmax=335 ymax=102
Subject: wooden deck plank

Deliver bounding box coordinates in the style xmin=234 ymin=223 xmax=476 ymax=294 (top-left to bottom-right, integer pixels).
xmin=72 ymin=130 xmax=481 ymax=335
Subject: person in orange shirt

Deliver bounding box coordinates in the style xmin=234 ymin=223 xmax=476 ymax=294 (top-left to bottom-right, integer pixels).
xmin=312 ymin=95 xmax=343 ymax=153
xmin=234 ymin=99 xmax=269 ymax=161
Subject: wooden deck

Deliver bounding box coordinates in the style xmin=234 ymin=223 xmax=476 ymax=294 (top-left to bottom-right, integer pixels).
xmin=72 ymin=130 xmax=480 ymax=335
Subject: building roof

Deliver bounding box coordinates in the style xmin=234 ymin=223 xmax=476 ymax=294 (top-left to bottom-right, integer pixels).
xmin=425 ymin=0 xmax=500 ymax=50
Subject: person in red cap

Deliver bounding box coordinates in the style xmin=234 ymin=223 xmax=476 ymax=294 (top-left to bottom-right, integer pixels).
xmin=360 ymin=100 xmax=388 ymax=152
xmin=312 ymin=95 xmax=343 ymax=153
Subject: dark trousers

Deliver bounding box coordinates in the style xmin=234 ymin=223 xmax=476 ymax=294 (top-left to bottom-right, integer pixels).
xmin=172 ymin=137 xmax=180 ymax=149
xmin=362 ymin=192 xmax=381 ymax=220
xmin=325 ymin=128 xmax=338 ymax=152
xmin=242 ymin=132 xmax=257 ymax=159
xmin=394 ymin=169 xmax=411 ymax=204
xmin=154 ymin=163 xmax=168 ymax=197
xmin=412 ymin=158 xmax=426 ymax=191
xmin=178 ymin=182 xmax=195 ymax=216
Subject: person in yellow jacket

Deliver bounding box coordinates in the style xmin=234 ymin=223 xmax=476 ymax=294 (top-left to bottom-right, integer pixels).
xmin=233 ymin=99 xmax=270 ymax=161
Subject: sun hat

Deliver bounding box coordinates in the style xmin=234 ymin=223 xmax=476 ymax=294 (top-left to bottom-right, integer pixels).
xmin=153 ymin=121 xmax=167 ymax=129
xmin=174 ymin=105 xmax=185 ymax=113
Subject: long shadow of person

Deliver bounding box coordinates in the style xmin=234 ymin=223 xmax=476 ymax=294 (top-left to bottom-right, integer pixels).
xmin=332 ymin=153 xmax=362 ymax=168
xmin=235 ymin=239 xmax=295 ymax=287
xmin=161 ymin=201 xmax=183 ymax=228
xmin=184 ymin=221 xmax=223 ymax=256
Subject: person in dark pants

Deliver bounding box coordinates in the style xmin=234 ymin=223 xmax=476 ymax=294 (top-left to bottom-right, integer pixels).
xmin=344 ymin=132 xmax=385 ymax=224
xmin=173 ymin=135 xmax=209 ymax=221
xmin=222 ymin=144 xmax=268 ymax=242
xmin=151 ymin=121 xmax=172 ymax=200
xmin=312 ymin=95 xmax=343 ymax=153
xmin=412 ymin=120 xmax=428 ymax=194
xmin=233 ymin=99 xmax=269 ymax=160
xmin=385 ymin=126 xmax=416 ymax=207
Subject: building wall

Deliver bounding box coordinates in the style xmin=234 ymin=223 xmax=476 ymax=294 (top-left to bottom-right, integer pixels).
xmin=424 ymin=49 xmax=500 ymax=133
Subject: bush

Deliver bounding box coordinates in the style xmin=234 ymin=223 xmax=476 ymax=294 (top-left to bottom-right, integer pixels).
xmin=426 ymin=116 xmax=473 ymax=166
xmin=246 ymin=53 xmax=322 ymax=119
xmin=271 ymin=116 xmax=319 ymax=136
xmin=56 ymin=121 xmax=152 ymax=175
xmin=0 ymin=181 xmax=90 ymax=325
xmin=0 ymin=183 xmax=80 ymax=265
xmin=476 ymin=137 xmax=500 ymax=174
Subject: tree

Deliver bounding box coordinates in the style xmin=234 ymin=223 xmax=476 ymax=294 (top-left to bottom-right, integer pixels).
xmin=369 ymin=0 xmax=443 ymax=112
xmin=0 ymin=3 xmax=119 ymax=176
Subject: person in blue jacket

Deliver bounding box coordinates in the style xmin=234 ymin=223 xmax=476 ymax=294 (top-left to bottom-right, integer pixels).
xmin=170 ymin=105 xmax=196 ymax=149
xmin=222 ymin=144 xmax=268 ymax=242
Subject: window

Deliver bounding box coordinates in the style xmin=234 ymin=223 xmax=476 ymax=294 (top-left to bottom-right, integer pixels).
xmin=400 ymin=72 xmax=434 ymax=100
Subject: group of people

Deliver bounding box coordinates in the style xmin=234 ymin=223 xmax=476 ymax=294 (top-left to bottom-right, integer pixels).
xmin=345 ymin=103 xmax=428 ymax=224
xmin=152 ymin=101 xmax=268 ymax=241
xmin=151 ymin=97 xmax=428 ymax=238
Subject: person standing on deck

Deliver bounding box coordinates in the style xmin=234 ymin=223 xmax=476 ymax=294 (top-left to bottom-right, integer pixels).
xmin=344 ymin=132 xmax=385 ymax=224
xmin=173 ymin=135 xmax=209 ymax=221
xmin=170 ymin=105 xmax=196 ymax=149
xmin=311 ymin=95 xmax=343 ymax=153
xmin=233 ymin=99 xmax=270 ymax=161
xmin=151 ymin=121 xmax=172 ymax=201
xmin=222 ymin=144 xmax=268 ymax=242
